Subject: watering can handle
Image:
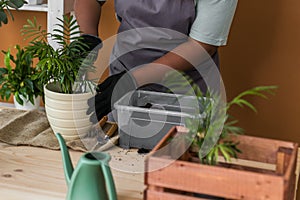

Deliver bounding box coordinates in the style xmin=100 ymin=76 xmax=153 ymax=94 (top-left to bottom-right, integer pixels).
xmin=101 ymin=163 xmax=118 ymax=200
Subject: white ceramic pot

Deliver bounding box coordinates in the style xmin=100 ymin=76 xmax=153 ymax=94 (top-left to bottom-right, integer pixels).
xmin=44 ymin=83 xmax=94 ymax=141
xmin=13 ymin=95 xmax=40 ymax=110
xmin=27 ymin=0 xmax=43 ymax=5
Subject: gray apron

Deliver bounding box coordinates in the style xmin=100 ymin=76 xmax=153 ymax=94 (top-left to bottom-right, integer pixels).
xmin=110 ymin=0 xmax=219 ymax=92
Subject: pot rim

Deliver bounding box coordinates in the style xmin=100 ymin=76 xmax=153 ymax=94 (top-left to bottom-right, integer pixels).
xmin=44 ymin=83 xmax=95 ymax=101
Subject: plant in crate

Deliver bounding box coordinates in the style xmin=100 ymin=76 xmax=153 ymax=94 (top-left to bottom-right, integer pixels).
xmin=186 ymin=85 xmax=277 ymax=165
xmin=0 ymin=45 xmax=42 ymax=109
xmin=145 ymin=75 xmax=298 ymax=199
xmin=21 ymin=15 xmax=97 ymax=140
xmin=163 ymin=72 xmax=277 ymax=164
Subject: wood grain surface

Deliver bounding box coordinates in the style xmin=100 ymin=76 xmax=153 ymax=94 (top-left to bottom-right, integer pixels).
xmin=0 ymin=134 xmax=299 ymax=200
xmin=0 ymin=142 xmax=144 ymax=200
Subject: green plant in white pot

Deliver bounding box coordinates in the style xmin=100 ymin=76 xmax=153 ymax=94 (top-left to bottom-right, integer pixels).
xmin=22 ymin=15 xmax=97 ymax=140
xmin=0 ymin=45 xmax=42 ymax=110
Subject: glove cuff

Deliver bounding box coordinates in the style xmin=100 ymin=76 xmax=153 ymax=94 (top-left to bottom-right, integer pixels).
xmin=81 ymin=34 xmax=103 ymax=52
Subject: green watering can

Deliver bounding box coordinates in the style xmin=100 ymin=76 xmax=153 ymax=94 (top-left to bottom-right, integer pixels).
xmin=55 ymin=133 xmax=118 ymax=200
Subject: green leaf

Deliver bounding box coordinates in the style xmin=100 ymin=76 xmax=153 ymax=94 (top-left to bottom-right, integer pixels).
xmin=5 ymin=5 xmax=14 ymax=21
xmin=28 ymin=94 xmax=34 ymax=105
xmin=227 ymin=86 xmax=277 ymax=111
xmin=204 ymin=149 xmax=214 ymax=165
xmin=7 ymin=0 xmax=25 ymax=9
xmin=4 ymin=50 xmax=12 ymax=71
xmin=219 ymin=145 xmax=231 ymax=162
xmin=15 ymin=93 xmax=24 ymax=105
xmin=0 ymin=10 xmax=8 ymax=26
xmin=0 ymin=68 xmax=8 ymax=75
xmin=236 ymin=99 xmax=257 ymax=112
xmin=3 ymin=86 xmax=12 ymax=100
xmin=24 ymin=78 xmax=34 ymax=91
xmin=213 ymin=147 xmax=219 ymax=164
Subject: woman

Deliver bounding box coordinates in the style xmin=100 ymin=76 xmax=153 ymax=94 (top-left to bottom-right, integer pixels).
xmin=75 ymin=0 xmax=238 ymax=121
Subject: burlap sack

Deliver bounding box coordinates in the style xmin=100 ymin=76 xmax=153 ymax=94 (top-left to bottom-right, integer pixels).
xmin=0 ymin=107 xmax=118 ymax=152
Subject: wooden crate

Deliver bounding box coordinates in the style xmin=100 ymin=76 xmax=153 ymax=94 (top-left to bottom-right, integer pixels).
xmin=144 ymin=126 xmax=299 ymax=200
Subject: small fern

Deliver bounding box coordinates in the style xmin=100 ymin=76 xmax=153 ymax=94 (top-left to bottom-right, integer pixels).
xmin=203 ymin=85 xmax=276 ymax=165
xmin=162 ymin=71 xmax=277 ymax=165
xmin=21 ymin=15 xmax=95 ymax=94
xmin=226 ymin=85 xmax=277 ymax=112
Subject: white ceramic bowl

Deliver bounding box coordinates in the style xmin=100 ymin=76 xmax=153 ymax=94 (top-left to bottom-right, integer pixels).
xmin=27 ymin=0 xmax=43 ymax=5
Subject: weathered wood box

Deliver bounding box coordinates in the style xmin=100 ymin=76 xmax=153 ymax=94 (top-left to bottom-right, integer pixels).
xmin=144 ymin=126 xmax=298 ymax=200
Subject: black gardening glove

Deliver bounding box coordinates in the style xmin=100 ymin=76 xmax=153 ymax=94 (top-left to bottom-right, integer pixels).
xmin=72 ymin=34 xmax=102 ymax=63
xmin=81 ymin=34 xmax=103 ymax=52
xmin=87 ymin=71 xmax=137 ymax=122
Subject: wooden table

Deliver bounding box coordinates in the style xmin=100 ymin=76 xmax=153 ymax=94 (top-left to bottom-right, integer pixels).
xmin=0 ymin=142 xmax=145 ymax=200
xmin=0 ymin=134 xmax=299 ymax=200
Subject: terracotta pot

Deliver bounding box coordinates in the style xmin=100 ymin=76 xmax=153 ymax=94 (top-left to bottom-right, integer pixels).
xmin=44 ymin=82 xmax=94 ymax=140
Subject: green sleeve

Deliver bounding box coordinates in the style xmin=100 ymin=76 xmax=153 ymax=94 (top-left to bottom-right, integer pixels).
xmin=189 ymin=0 xmax=238 ymax=46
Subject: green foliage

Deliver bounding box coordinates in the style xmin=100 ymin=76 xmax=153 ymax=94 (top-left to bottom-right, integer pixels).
xmin=190 ymin=85 xmax=276 ymax=165
xmin=226 ymin=86 xmax=277 ymax=112
xmin=0 ymin=0 xmax=26 ymax=26
xmin=163 ymin=71 xmax=277 ymax=165
xmin=21 ymin=15 xmax=95 ymax=94
xmin=0 ymin=45 xmax=42 ymax=105
xmin=200 ymin=141 xmax=242 ymax=165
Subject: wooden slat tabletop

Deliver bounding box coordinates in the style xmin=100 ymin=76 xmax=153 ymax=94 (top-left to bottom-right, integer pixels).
xmin=0 ymin=142 xmax=144 ymax=200
xmin=0 ymin=136 xmax=299 ymax=199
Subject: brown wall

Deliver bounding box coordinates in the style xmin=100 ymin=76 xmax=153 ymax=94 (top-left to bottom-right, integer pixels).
xmin=0 ymin=11 xmax=47 ymax=102
xmin=220 ymin=0 xmax=300 ymax=144
xmin=98 ymin=0 xmax=119 ymax=40
xmin=1 ymin=1 xmax=299 ymax=144
xmin=220 ymin=1 xmax=300 ymax=197
xmin=0 ymin=11 xmax=47 ymax=62
xmin=3 ymin=1 xmax=297 ymax=144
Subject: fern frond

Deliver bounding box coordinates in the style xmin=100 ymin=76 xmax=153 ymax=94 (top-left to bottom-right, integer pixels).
xmin=226 ymin=85 xmax=277 ymax=111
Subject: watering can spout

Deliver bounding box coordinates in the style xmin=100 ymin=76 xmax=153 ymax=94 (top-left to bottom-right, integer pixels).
xmin=55 ymin=133 xmax=74 ymax=186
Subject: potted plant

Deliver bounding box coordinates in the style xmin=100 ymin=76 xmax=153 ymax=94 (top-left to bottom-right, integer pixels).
xmin=145 ymin=77 xmax=298 ymax=199
xmin=0 ymin=45 xmax=42 ymax=110
xmin=21 ymin=15 xmax=96 ymax=140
